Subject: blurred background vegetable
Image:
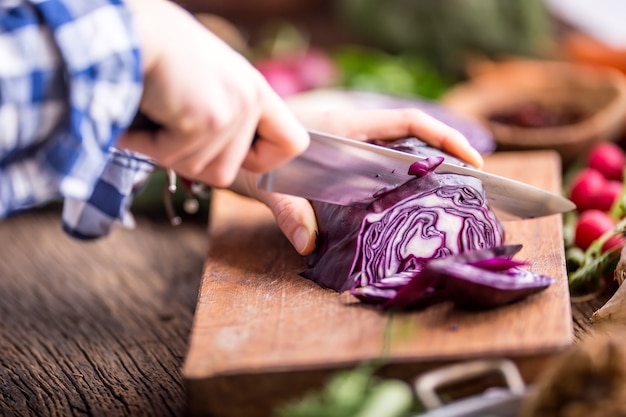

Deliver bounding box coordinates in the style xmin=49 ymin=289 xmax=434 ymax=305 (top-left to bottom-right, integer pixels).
xmin=274 ymin=365 xmax=416 ymax=417
xmin=564 ymin=142 xmax=626 ymax=295
xmin=334 ymin=0 xmax=554 ymax=78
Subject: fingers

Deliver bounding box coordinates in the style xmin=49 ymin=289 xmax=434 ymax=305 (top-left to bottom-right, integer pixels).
xmin=230 ymin=169 xmax=318 ymax=255
xmin=177 ymin=105 xmax=259 ymax=184
xmin=118 ymin=127 xmax=253 ymax=188
xmin=398 ymin=109 xmax=484 ymax=169
xmin=243 ymin=83 xmax=310 ymax=173
xmin=362 ymin=109 xmax=484 ymax=169
xmin=120 ymin=0 xmax=309 ymax=188
xmin=299 ymin=108 xmax=484 ymax=169
xmin=263 ymin=193 xmax=318 ymax=255
xmin=119 ymin=85 xmax=307 ymax=187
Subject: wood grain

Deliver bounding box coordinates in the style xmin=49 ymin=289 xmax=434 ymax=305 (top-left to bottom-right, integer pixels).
xmin=0 ymin=208 xmax=208 ymax=417
xmin=183 ymin=150 xmax=574 ymax=417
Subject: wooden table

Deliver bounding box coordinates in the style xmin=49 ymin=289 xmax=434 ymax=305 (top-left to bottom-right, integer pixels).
xmin=0 ymin=206 xmax=207 ymax=417
xmin=0 ymin=188 xmax=611 ymax=417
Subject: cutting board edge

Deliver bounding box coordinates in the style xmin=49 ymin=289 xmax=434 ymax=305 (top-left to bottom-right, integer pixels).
xmin=185 ymin=349 xmax=566 ymax=417
xmin=182 ymin=339 xmax=574 ymax=378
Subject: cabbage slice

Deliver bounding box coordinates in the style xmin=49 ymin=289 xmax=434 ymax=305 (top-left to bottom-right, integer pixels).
xmin=301 ymin=139 xmax=553 ymax=310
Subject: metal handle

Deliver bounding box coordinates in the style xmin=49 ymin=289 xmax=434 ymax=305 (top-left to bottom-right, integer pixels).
xmin=414 ymin=359 xmax=526 ymax=409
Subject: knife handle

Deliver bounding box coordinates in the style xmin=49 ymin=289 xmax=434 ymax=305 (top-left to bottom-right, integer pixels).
xmin=127 ymin=112 xmax=260 ymax=144
xmin=128 ymin=111 xmax=162 ymax=132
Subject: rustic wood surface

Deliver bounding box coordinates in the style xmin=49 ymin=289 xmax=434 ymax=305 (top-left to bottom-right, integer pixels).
xmin=182 ymin=150 xmax=575 ymax=417
xmin=0 ymin=152 xmax=612 ymax=417
xmin=0 ymin=206 xmax=208 ymax=417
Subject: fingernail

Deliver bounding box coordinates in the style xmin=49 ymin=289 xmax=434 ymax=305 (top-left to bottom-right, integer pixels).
xmin=293 ymin=226 xmax=310 ymax=254
xmin=470 ymin=148 xmax=484 ymax=169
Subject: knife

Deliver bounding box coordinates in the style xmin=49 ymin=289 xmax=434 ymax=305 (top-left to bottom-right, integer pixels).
xmin=257 ymin=130 xmax=576 ymax=219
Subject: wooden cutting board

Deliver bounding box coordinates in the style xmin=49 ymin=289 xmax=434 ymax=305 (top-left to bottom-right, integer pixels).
xmin=182 ymin=150 xmax=573 ymax=417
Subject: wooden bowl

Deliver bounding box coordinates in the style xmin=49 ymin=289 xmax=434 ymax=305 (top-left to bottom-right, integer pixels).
xmin=442 ymin=60 xmax=626 ymax=167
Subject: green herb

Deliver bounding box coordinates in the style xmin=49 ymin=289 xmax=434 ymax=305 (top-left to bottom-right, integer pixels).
xmin=333 ymin=46 xmax=454 ymax=99
xmin=273 ymin=364 xmax=415 ymax=417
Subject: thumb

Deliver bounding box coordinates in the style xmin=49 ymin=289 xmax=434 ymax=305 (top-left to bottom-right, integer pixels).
xmin=262 ymin=193 xmax=318 ymax=256
xmin=229 ymin=170 xmax=318 ymax=255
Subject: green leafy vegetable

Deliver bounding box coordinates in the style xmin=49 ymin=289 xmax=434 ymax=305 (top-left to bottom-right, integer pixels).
xmin=273 ymin=365 xmax=415 ymax=417
xmin=333 ymin=46 xmax=453 ymax=99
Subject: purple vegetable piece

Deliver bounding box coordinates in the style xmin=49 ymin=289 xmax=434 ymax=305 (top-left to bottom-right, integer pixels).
xmin=468 ymin=258 xmax=528 ymax=271
xmin=407 ymin=156 xmax=445 ymax=176
xmin=301 ymin=152 xmax=504 ymax=293
xmin=431 ymin=263 xmax=554 ymax=310
xmin=351 ymin=286 xmax=399 ymax=305
xmin=384 ymin=245 xmax=553 ymax=310
xmin=300 ymin=141 xmax=555 ymax=311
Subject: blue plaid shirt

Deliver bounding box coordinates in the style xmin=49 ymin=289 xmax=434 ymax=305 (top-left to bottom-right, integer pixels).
xmin=0 ymin=0 xmax=154 ymax=239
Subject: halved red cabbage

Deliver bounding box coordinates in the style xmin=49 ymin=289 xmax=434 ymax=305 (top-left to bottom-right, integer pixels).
xmin=301 ymin=140 xmax=553 ymax=310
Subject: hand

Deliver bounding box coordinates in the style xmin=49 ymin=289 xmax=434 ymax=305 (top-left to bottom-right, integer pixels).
xmin=230 ymin=169 xmax=318 ymax=256
xmin=117 ymin=0 xmax=309 ymax=187
xmin=295 ymin=108 xmax=484 ymax=169
xmin=233 ymin=108 xmax=484 ymax=256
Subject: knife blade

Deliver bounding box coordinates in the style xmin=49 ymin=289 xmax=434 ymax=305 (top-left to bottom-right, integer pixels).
xmin=257 ymin=130 xmax=576 ymax=219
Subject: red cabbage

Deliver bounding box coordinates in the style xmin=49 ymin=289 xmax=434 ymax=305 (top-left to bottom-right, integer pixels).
xmin=379 ymin=245 xmax=554 ymax=310
xmin=301 ymin=139 xmax=553 ymax=310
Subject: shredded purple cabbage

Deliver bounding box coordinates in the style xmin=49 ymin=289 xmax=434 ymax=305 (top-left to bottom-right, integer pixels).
xmin=380 ymin=245 xmax=554 ymax=310
xmin=301 ymin=140 xmax=554 ymax=310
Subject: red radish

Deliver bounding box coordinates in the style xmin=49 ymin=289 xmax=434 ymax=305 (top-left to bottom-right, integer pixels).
xmin=254 ymin=48 xmax=338 ymax=98
xmin=574 ymin=209 xmax=623 ymax=251
xmin=604 ymin=234 xmax=624 ymax=252
xmin=587 ymin=141 xmax=626 ymax=181
xmin=568 ymin=168 xmax=607 ymax=212
xmin=296 ymin=48 xmax=338 ymax=90
xmin=254 ymin=60 xmax=303 ymax=97
xmin=592 ymin=180 xmax=623 ymax=212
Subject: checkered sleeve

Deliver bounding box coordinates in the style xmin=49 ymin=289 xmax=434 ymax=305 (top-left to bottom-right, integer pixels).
xmin=0 ymin=0 xmax=153 ymax=239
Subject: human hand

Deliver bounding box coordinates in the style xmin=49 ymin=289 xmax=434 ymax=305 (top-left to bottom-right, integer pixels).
xmin=117 ymin=0 xmax=309 ymax=187
xmin=232 ymin=108 xmax=484 ymax=256
xmin=295 ymin=108 xmax=484 ymax=169
xmin=229 ymin=169 xmax=318 ymax=256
